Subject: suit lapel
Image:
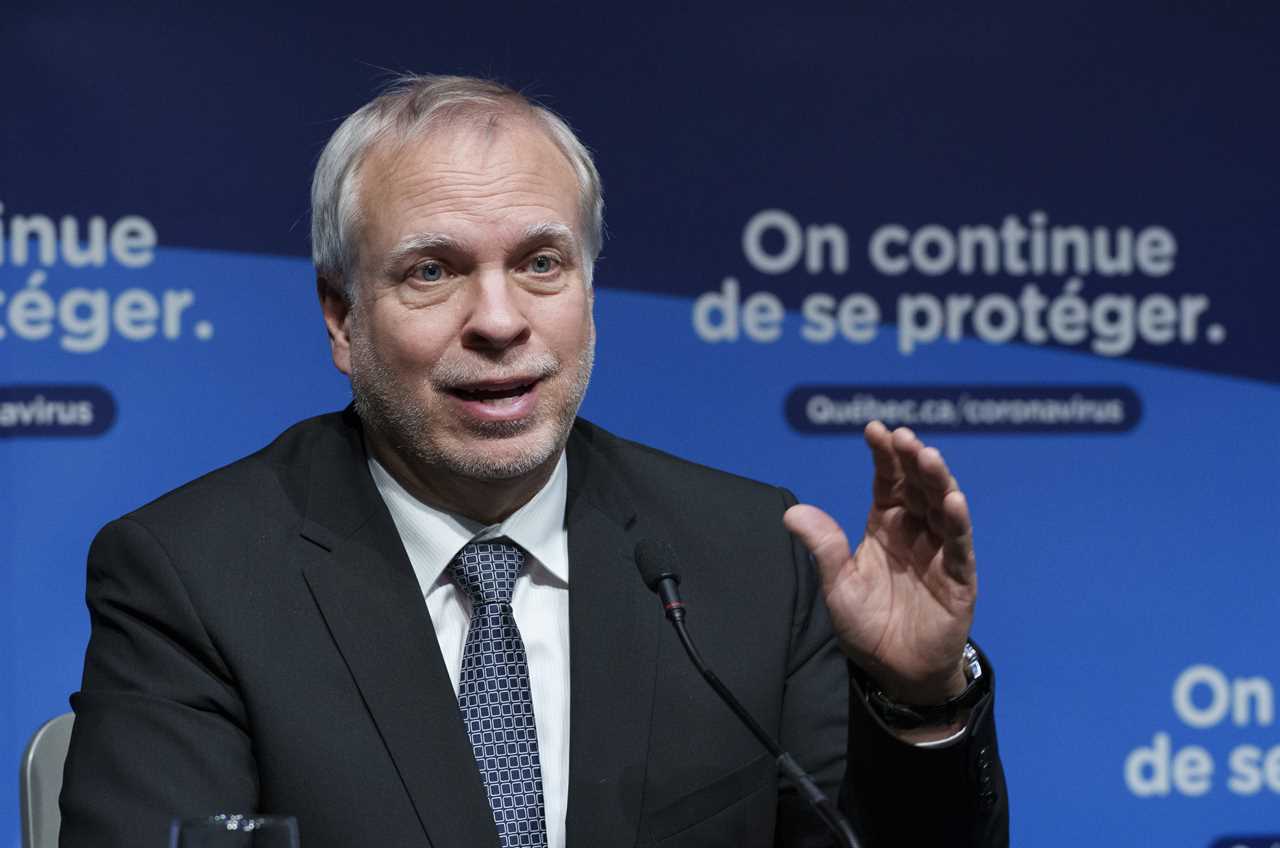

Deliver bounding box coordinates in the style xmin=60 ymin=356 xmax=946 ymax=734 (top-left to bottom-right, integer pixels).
xmin=563 ymin=426 xmax=660 ymax=848
xmin=291 ymin=414 xmax=662 ymax=848
xmin=297 ymin=412 xmax=498 ymax=848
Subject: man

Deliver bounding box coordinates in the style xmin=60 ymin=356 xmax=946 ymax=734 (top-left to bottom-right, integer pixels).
xmin=61 ymin=75 xmax=1007 ymax=847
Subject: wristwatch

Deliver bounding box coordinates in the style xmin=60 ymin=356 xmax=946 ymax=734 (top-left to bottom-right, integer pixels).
xmin=866 ymin=642 xmax=987 ymax=730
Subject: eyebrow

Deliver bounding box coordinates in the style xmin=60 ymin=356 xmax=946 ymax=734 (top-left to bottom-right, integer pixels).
xmin=520 ymin=222 xmax=579 ymax=254
xmin=382 ymin=232 xmax=466 ymax=275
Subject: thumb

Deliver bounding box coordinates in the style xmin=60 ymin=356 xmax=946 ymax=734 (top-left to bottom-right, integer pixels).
xmin=783 ymin=504 xmax=852 ymax=582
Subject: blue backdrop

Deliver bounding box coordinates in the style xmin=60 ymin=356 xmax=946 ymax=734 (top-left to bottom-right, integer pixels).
xmin=4 ymin=3 xmax=1279 ymax=845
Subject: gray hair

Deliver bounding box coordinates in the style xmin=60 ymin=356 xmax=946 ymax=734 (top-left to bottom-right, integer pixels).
xmin=310 ymin=74 xmax=604 ymax=300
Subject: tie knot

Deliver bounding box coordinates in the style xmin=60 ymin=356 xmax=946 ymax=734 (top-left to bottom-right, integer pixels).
xmin=450 ymin=539 xmax=525 ymax=606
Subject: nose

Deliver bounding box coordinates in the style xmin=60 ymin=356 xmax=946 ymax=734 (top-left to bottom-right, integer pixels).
xmin=460 ymin=271 xmax=531 ymax=352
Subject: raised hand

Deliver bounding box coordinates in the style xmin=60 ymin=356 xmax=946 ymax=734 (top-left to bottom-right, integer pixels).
xmin=783 ymin=421 xmax=976 ymax=706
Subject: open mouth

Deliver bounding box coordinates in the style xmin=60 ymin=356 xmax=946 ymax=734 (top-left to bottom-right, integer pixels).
xmin=448 ymin=379 xmax=538 ymax=403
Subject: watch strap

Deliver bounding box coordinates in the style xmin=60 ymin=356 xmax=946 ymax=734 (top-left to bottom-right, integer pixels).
xmin=865 ymin=642 xmax=988 ymax=730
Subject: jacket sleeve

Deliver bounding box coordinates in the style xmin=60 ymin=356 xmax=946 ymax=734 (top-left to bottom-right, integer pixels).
xmin=772 ymin=488 xmax=1009 ymax=847
xmin=59 ymin=517 xmax=259 ymax=848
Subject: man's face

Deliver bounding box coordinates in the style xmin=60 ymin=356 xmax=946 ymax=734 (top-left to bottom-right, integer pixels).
xmin=323 ymin=117 xmax=595 ymax=486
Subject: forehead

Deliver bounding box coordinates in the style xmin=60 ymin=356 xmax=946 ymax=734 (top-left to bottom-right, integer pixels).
xmin=355 ymin=117 xmax=582 ymax=252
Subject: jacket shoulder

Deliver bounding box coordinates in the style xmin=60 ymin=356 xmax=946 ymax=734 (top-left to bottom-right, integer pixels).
xmin=571 ymin=418 xmax=796 ymax=519
xmin=115 ymin=411 xmax=352 ymax=539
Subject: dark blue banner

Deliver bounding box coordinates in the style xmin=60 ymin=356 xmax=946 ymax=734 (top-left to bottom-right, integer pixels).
xmin=4 ymin=3 xmax=1279 ymax=846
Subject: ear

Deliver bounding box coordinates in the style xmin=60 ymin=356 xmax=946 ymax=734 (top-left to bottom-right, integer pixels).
xmin=317 ymin=276 xmax=353 ymax=376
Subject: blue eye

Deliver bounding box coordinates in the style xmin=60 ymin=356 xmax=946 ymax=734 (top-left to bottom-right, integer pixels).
xmin=529 ymin=255 xmax=557 ymax=274
xmin=415 ymin=261 xmax=445 ymax=283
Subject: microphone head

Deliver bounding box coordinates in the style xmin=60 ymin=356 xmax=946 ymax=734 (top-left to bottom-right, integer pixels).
xmin=634 ymin=539 xmax=681 ymax=591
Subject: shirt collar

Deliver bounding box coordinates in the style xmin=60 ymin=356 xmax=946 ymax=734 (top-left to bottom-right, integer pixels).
xmin=368 ymin=451 xmax=570 ymax=590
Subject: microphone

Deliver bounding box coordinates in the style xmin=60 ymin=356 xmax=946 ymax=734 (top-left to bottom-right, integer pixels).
xmin=633 ymin=540 xmax=861 ymax=848
xmin=633 ymin=539 xmax=686 ymax=622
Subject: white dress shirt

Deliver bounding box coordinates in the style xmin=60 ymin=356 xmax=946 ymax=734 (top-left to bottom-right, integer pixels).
xmin=368 ymin=452 xmax=571 ymax=848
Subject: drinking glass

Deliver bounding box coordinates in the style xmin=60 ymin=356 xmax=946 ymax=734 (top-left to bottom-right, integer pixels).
xmin=169 ymin=814 xmax=300 ymax=847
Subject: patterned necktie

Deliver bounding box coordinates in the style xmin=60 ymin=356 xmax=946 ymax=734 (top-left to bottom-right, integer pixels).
xmin=450 ymin=539 xmax=548 ymax=848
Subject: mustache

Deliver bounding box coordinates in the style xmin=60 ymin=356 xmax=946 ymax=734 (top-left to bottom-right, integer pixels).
xmin=430 ymin=353 xmax=561 ymax=389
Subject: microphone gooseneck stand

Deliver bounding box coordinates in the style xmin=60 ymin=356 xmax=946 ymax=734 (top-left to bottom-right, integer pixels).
xmin=633 ymin=539 xmax=862 ymax=848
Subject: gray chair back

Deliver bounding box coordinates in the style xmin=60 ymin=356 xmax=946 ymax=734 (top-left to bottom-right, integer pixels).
xmin=20 ymin=712 xmax=74 ymax=848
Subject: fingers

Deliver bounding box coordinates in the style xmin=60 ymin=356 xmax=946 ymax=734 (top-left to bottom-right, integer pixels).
xmin=864 ymin=420 xmax=904 ymax=508
xmin=940 ymin=489 xmax=977 ymax=585
xmin=783 ymin=503 xmax=852 ymax=584
xmin=864 ymin=422 xmax=957 ymax=511
xmin=865 ymin=421 xmax=975 ymax=575
xmin=888 ymin=427 xmax=956 ymax=519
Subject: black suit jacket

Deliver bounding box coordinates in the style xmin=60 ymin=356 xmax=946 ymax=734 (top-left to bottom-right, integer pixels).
xmin=61 ymin=410 xmax=1008 ymax=847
